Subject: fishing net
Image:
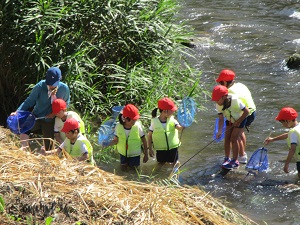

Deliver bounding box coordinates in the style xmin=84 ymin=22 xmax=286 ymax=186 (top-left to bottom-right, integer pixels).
xmin=98 ymin=106 xmax=124 ymax=146
xmin=213 ymin=117 xmax=226 ymax=142
xmin=177 ymin=97 xmax=197 ymax=127
xmin=7 ymin=111 xmax=36 ymax=134
xmin=245 ymin=147 xmax=268 ymax=172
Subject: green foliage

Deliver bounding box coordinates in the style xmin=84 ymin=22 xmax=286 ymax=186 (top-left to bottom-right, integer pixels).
xmin=0 ymin=195 xmax=5 ymax=213
xmin=0 ymin=0 xmax=207 ymax=142
xmin=45 ymin=216 xmax=54 ymax=225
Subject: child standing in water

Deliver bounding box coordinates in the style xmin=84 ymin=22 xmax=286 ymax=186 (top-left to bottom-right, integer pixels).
xmin=105 ymin=104 xmax=148 ymax=168
xmin=216 ymin=69 xmax=256 ymax=164
xmin=148 ymin=97 xmax=184 ymax=164
xmin=212 ymin=85 xmax=249 ymax=169
xmin=265 ymin=107 xmax=300 ymax=178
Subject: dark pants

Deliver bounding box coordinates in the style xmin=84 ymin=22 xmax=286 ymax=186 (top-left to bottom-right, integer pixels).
xmin=25 ymin=119 xmax=55 ymax=150
xmin=156 ymin=148 xmax=178 ymax=163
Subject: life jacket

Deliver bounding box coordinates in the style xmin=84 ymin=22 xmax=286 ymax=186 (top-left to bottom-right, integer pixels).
xmin=229 ymin=83 xmax=256 ymax=115
xmin=116 ymin=122 xmax=142 ymax=157
xmin=56 ymin=111 xmax=85 ymax=140
xmin=152 ymin=116 xmax=180 ymax=150
xmin=286 ymin=125 xmax=300 ymax=161
xmin=63 ymin=134 xmax=94 ymax=165
xmin=216 ymin=94 xmax=245 ymax=123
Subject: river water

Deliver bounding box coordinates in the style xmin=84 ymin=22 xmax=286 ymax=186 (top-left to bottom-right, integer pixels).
xmin=177 ymin=1 xmax=300 ymax=224
xmin=100 ymin=1 xmax=300 ymax=225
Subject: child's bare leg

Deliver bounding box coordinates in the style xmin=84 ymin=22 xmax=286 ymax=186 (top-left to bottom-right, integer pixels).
xmin=224 ymin=125 xmax=233 ymax=158
xmin=230 ymin=127 xmax=244 ymax=161
xmin=239 ymin=131 xmax=246 ymax=156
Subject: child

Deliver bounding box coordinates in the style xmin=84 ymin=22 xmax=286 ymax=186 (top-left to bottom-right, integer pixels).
xmin=105 ymin=104 xmax=148 ymax=168
xmin=212 ymin=85 xmax=249 ymax=169
xmin=265 ymin=107 xmax=300 ymax=178
xmin=148 ymin=97 xmax=184 ymax=164
xmin=41 ymin=117 xmax=94 ymax=165
xmin=52 ymin=98 xmax=85 ymax=144
xmin=216 ymin=69 xmax=256 ymax=164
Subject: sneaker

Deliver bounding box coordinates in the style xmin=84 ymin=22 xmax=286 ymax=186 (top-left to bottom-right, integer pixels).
xmin=222 ymin=159 xmax=239 ymax=170
xmin=238 ymin=153 xmax=248 ymax=164
xmin=222 ymin=157 xmax=231 ymax=166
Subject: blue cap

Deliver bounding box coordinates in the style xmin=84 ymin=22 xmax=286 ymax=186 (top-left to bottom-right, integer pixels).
xmin=45 ymin=67 xmax=62 ymax=86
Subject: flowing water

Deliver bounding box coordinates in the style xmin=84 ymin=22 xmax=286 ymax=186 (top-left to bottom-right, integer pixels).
xmin=100 ymin=1 xmax=300 ymax=224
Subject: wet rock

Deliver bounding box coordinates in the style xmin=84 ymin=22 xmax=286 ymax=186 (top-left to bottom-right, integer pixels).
xmin=286 ymin=53 xmax=300 ymax=69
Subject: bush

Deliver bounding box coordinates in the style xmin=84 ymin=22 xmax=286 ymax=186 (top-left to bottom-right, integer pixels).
xmin=0 ymin=0 xmax=206 ymax=128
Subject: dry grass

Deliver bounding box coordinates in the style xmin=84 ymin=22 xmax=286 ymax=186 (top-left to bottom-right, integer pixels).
xmin=0 ymin=127 xmax=257 ymax=225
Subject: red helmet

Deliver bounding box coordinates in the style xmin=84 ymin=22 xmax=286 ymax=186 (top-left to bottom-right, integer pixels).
xmin=123 ymin=104 xmax=140 ymax=120
xmin=158 ymin=97 xmax=177 ymax=111
xmin=216 ymin=69 xmax=236 ymax=83
xmin=275 ymin=107 xmax=298 ymax=121
xmin=61 ymin=118 xmax=80 ymax=132
xmin=52 ymin=99 xmax=67 ymax=114
xmin=211 ymin=85 xmax=228 ymax=101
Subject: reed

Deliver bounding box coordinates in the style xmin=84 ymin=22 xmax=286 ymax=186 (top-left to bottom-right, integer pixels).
xmin=0 ymin=0 xmax=207 ymax=129
xmin=0 ymin=126 xmax=257 ymax=225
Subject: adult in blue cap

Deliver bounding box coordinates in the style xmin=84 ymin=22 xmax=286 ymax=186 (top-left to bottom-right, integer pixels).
xmin=11 ymin=67 xmax=70 ymax=151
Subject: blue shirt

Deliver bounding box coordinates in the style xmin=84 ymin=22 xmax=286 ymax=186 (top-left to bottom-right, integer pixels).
xmin=17 ymin=80 xmax=70 ymax=120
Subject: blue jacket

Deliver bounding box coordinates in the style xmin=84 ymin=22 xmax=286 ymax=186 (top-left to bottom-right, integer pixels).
xmin=18 ymin=80 xmax=70 ymax=120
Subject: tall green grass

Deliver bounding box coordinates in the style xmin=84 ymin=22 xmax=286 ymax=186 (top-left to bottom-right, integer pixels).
xmin=0 ymin=0 xmax=209 ymax=162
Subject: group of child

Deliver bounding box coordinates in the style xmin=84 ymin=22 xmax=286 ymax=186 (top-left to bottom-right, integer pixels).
xmin=13 ymin=67 xmax=300 ymax=178
xmin=212 ymin=69 xmax=300 ymax=178
xmin=12 ymin=67 xmax=185 ymax=169
xmin=102 ymin=97 xmax=184 ymax=168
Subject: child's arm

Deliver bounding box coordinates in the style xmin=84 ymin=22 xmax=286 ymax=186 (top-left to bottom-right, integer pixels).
xmin=54 ymin=132 xmax=63 ymax=144
xmin=233 ymin=107 xmax=250 ymax=127
xmin=103 ymin=136 xmax=118 ymax=147
xmin=264 ymin=133 xmax=288 ymax=145
xmin=284 ymin=144 xmax=296 ymax=173
xmin=40 ymin=147 xmax=61 ymax=156
xmin=77 ymin=152 xmax=88 ymax=161
xmin=175 ymin=124 xmax=184 ymax=131
xmin=141 ymin=136 xmax=148 ymax=163
xmin=148 ymin=131 xmax=154 ymax=157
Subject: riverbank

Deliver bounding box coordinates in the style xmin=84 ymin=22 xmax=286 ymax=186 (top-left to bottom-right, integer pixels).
xmin=0 ymin=127 xmax=257 ymax=225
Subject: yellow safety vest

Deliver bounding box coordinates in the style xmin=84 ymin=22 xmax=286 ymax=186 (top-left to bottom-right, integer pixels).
xmin=229 ymin=83 xmax=256 ymax=114
xmin=216 ymin=94 xmax=245 ymax=123
xmin=116 ymin=122 xmax=142 ymax=157
xmin=63 ymin=134 xmax=94 ymax=165
xmin=152 ymin=116 xmax=180 ymax=150
xmin=286 ymin=125 xmax=300 ymax=161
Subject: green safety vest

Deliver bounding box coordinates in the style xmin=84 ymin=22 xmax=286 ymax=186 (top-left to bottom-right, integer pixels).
xmin=286 ymin=126 xmax=300 ymax=161
xmin=229 ymin=83 xmax=256 ymax=115
xmin=216 ymin=95 xmax=244 ymax=123
xmin=116 ymin=122 xmax=142 ymax=157
xmin=152 ymin=116 xmax=180 ymax=150
xmin=63 ymin=134 xmax=94 ymax=165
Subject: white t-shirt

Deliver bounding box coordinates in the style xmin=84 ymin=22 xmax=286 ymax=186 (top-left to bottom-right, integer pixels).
xmin=54 ymin=111 xmax=85 ymax=140
xmin=289 ymin=124 xmax=300 ymax=145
